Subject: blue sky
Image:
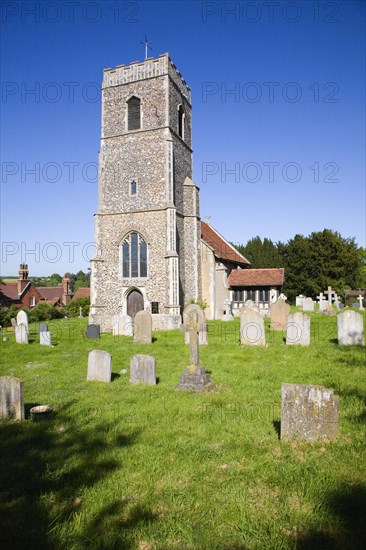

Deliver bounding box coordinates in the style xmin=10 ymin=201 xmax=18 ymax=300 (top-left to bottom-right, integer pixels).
xmin=1 ymin=0 xmax=365 ymax=276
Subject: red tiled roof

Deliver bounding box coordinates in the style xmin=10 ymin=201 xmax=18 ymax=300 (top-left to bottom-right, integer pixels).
xmin=43 ymin=297 xmax=61 ymax=306
xmin=0 ymin=282 xmax=21 ymax=304
xmin=228 ymin=268 xmax=285 ymax=287
xmin=201 ymin=221 xmax=250 ymax=266
xmin=73 ymin=287 xmax=90 ymax=299
xmin=36 ymin=286 xmax=64 ymax=301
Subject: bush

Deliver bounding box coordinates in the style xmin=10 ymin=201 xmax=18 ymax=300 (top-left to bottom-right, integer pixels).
xmin=27 ymin=303 xmax=63 ymax=323
xmin=0 ymin=305 xmax=19 ymax=327
xmin=65 ymin=297 xmax=90 ymax=318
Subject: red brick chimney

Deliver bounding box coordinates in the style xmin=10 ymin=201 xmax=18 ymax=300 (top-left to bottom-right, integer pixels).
xmin=62 ymin=275 xmax=71 ymax=305
xmin=17 ymin=263 xmax=29 ymax=295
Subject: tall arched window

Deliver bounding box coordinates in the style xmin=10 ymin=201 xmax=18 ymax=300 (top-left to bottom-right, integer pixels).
xmin=122 ymin=232 xmax=147 ymax=278
xmin=127 ymin=96 xmax=141 ymax=130
xmin=178 ymin=104 xmax=184 ymax=139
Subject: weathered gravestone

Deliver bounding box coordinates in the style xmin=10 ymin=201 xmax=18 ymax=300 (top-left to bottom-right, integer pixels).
xmin=221 ymin=298 xmax=234 ymax=321
xmin=133 ymin=310 xmax=152 ymax=344
xmin=87 ymin=350 xmax=112 ymax=382
xmin=112 ymin=314 xmax=133 ymax=336
xmin=183 ymin=304 xmax=208 ymax=345
xmin=16 ymin=310 xmax=29 ymax=329
xmin=40 ymin=331 xmax=52 ymax=347
xmin=0 ymin=376 xmax=24 ymax=421
xmin=303 ymin=298 xmax=315 ymax=312
xmin=38 ymin=323 xmax=48 ymax=333
xmin=270 ymin=297 xmax=290 ymax=330
xmin=130 ymin=354 xmax=156 ymax=385
xmin=10 ymin=318 xmax=17 ymax=330
xmin=295 ymin=295 xmax=305 ymax=308
xmin=337 ymin=310 xmax=364 ymax=346
xmin=87 ymin=324 xmax=101 ymax=339
xmin=286 ymin=312 xmax=310 ymax=346
xmin=241 ymin=299 xmax=259 ymax=313
xmin=15 ymin=323 xmax=28 ymax=344
xmin=176 ymin=309 xmax=213 ymax=392
xmin=240 ymin=309 xmax=266 ymax=346
xmin=281 ymin=383 xmax=338 ymax=441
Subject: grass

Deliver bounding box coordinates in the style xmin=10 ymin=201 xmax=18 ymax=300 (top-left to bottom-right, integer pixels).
xmin=0 ymin=312 xmax=365 ymax=549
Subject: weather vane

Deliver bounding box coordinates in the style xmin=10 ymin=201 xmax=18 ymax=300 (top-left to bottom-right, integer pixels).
xmin=140 ymin=35 xmax=152 ymax=60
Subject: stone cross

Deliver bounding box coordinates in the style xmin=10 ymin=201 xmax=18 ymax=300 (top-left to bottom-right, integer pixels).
xmin=186 ymin=311 xmax=201 ymax=367
xmin=79 ymin=306 xmax=83 ymax=318
xmin=358 ymin=295 xmax=364 ymax=310
xmin=316 ymin=292 xmax=326 ymax=311
xmin=334 ymin=293 xmax=341 ymax=309
xmin=324 ymin=286 xmax=335 ymax=307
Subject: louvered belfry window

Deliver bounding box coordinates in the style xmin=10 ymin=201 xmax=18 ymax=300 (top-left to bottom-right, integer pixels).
xmin=127 ymin=96 xmax=141 ymax=130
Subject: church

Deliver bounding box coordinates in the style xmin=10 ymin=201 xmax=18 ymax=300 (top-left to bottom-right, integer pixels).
xmin=89 ymin=54 xmax=283 ymax=330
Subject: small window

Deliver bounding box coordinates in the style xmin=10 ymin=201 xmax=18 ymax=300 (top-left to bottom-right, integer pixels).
xmin=127 ymin=96 xmax=141 ymax=130
xmin=151 ymin=302 xmax=159 ymax=314
xmin=30 ymin=296 xmax=36 ymax=307
xmin=130 ymin=180 xmax=137 ymax=195
xmin=178 ymin=104 xmax=184 ymax=139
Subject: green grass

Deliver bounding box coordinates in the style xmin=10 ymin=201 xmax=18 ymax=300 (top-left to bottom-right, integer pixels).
xmin=0 ymin=312 xmax=365 ymax=550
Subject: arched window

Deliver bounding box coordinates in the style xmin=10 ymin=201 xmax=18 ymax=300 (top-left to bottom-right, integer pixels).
xmin=127 ymin=96 xmax=141 ymax=130
xmin=178 ymin=104 xmax=184 ymax=139
xmin=122 ymin=232 xmax=147 ymax=278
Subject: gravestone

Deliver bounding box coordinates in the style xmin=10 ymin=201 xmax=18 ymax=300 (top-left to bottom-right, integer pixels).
xmin=303 ymin=297 xmax=315 ymax=312
xmin=357 ymin=295 xmax=364 ymax=310
xmin=133 ymin=310 xmax=152 ymax=344
xmin=352 ymin=302 xmax=360 ymax=309
xmin=286 ymin=312 xmax=310 ymax=346
xmin=16 ymin=310 xmax=28 ymax=329
xmin=270 ymin=297 xmax=290 ymax=330
xmin=183 ymin=304 xmax=208 ymax=345
xmin=316 ymin=292 xmax=327 ymax=312
xmin=130 ymin=354 xmax=156 ymax=385
xmin=221 ymin=298 xmax=234 ymax=321
xmin=337 ymin=310 xmax=364 ymax=346
xmin=0 ymin=376 xmax=24 ymax=421
xmin=281 ymin=383 xmax=338 ymax=441
xmin=112 ymin=314 xmax=133 ymax=336
xmin=79 ymin=306 xmax=83 ymax=318
xmin=38 ymin=323 xmax=48 ymax=333
xmin=334 ymin=294 xmax=341 ymax=309
xmin=324 ymin=286 xmax=335 ymax=307
xmin=86 ymin=324 xmax=101 ymax=339
xmin=240 ymin=309 xmax=266 ymax=346
xmin=40 ymin=331 xmax=52 ymax=347
xmin=10 ymin=318 xmax=17 ymax=330
xmin=324 ymin=306 xmax=336 ymax=316
xmin=295 ymin=295 xmax=305 ymax=308
xmin=15 ymin=323 xmax=28 ymax=344
xmin=87 ymin=350 xmax=112 ymax=382
xmin=176 ymin=309 xmax=213 ymax=392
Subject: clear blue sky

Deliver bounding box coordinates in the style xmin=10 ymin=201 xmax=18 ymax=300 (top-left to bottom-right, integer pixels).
xmin=1 ymin=0 xmax=365 ymax=276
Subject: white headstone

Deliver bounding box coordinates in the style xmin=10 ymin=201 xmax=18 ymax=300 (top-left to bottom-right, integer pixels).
xmin=303 ymin=297 xmax=315 ymax=312
xmin=295 ymin=295 xmax=305 ymax=308
xmin=87 ymin=350 xmax=112 ymax=382
xmin=324 ymin=286 xmax=335 ymax=307
xmin=240 ymin=309 xmax=266 ymax=346
xmin=316 ymin=292 xmax=327 ymax=312
xmin=357 ymin=295 xmax=364 ymax=310
xmin=40 ymin=331 xmax=52 ymax=347
xmin=16 ymin=310 xmax=28 ymax=329
xmin=112 ymin=314 xmax=133 ymax=336
xmin=15 ymin=323 xmax=28 ymax=344
xmin=337 ymin=311 xmax=364 ymax=346
xmin=286 ymin=312 xmax=311 ymax=346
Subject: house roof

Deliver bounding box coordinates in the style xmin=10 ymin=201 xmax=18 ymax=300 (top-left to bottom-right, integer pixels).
xmin=36 ymin=286 xmax=65 ymax=301
xmin=228 ymin=268 xmax=285 ymax=287
xmin=201 ymin=221 xmax=250 ymax=266
xmin=0 ymin=282 xmax=21 ymax=304
xmin=73 ymin=287 xmax=90 ymax=299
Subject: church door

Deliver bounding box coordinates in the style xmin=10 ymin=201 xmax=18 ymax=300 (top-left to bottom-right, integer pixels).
xmin=127 ymin=289 xmax=144 ymax=319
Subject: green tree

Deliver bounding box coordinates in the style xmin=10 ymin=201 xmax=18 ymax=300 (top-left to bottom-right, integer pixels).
xmin=234 ymin=236 xmax=284 ymax=268
xmin=65 ymin=297 xmax=90 ymax=317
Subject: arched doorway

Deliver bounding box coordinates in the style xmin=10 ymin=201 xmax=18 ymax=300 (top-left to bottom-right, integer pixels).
xmin=127 ymin=289 xmax=144 ymax=319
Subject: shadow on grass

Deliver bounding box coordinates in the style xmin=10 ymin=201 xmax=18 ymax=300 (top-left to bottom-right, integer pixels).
xmin=296 ymin=483 xmax=366 ymax=549
xmin=0 ymin=403 xmax=153 ymax=550
xmin=273 ymin=419 xmax=281 ymax=439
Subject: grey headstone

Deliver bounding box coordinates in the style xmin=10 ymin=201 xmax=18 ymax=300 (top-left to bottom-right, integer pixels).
xmin=40 ymin=331 xmax=52 ymax=347
xmin=38 ymin=323 xmax=48 ymax=333
xmin=87 ymin=324 xmax=101 ymax=339
xmin=303 ymin=298 xmax=315 ymax=312
xmin=270 ymin=298 xmax=290 ymax=330
xmin=240 ymin=309 xmax=266 ymax=346
xmin=337 ymin=310 xmax=364 ymax=346
xmin=352 ymin=302 xmax=360 ymax=309
xmin=295 ymin=295 xmax=305 ymax=308
xmin=0 ymin=376 xmax=24 ymax=421
xmin=10 ymin=318 xmax=17 ymax=329
xmin=183 ymin=304 xmax=208 ymax=345
xmin=286 ymin=312 xmax=311 ymax=346
xmin=15 ymin=323 xmax=28 ymax=344
xmin=133 ymin=311 xmax=152 ymax=344
xmin=112 ymin=314 xmax=133 ymax=336
xmin=281 ymin=383 xmax=338 ymax=441
xmin=130 ymin=354 xmax=156 ymax=384
xmin=87 ymin=350 xmax=112 ymax=382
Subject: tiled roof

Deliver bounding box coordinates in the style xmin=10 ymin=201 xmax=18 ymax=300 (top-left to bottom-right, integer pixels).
xmin=73 ymin=287 xmax=90 ymax=299
xmin=201 ymin=221 xmax=250 ymax=266
xmin=228 ymin=268 xmax=285 ymax=287
xmin=36 ymin=286 xmax=64 ymax=300
xmin=0 ymin=282 xmax=21 ymax=304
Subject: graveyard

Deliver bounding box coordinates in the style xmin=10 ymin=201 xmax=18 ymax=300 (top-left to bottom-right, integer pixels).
xmin=1 ymin=309 xmax=365 ymax=549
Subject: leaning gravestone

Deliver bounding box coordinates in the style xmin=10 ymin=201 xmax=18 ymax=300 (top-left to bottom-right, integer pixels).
xmin=183 ymin=304 xmax=208 ymax=345
xmin=112 ymin=314 xmax=133 ymax=336
xmin=270 ymin=298 xmax=290 ymax=330
xmin=286 ymin=312 xmax=310 ymax=346
xmin=303 ymin=298 xmax=315 ymax=312
xmin=337 ymin=310 xmax=364 ymax=346
xmin=240 ymin=309 xmax=265 ymax=346
xmin=16 ymin=310 xmax=29 ymax=329
xmin=15 ymin=323 xmax=28 ymax=344
xmin=130 ymin=354 xmax=156 ymax=385
xmin=133 ymin=311 xmax=152 ymax=344
xmin=40 ymin=331 xmax=52 ymax=347
xmin=0 ymin=376 xmax=25 ymax=421
xmin=87 ymin=324 xmax=101 ymax=339
xmin=87 ymin=350 xmax=112 ymax=382
xmin=281 ymin=383 xmax=338 ymax=441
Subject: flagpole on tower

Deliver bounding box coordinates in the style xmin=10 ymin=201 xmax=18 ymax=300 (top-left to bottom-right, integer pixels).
xmin=140 ymin=35 xmax=152 ymax=60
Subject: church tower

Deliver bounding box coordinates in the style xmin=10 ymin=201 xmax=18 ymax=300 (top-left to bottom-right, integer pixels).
xmin=89 ymin=53 xmax=201 ymax=330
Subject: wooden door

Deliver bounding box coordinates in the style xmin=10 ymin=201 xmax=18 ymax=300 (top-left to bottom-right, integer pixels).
xmin=127 ymin=289 xmax=144 ymax=319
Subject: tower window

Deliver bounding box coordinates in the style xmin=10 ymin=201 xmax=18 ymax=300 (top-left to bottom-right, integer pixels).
xmin=178 ymin=104 xmax=184 ymax=139
xmin=130 ymin=180 xmax=137 ymax=195
xmin=127 ymin=96 xmax=141 ymax=130
xmin=122 ymin=232 xmax=148 ymax=278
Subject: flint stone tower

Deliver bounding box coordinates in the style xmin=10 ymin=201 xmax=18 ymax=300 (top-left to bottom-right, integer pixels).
xmin=89 ymin=53 xmax=201 ymax=330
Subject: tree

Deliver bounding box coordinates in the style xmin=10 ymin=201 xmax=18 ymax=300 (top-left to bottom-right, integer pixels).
xmin=234 ymin=236 xmax=284 ymax=268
